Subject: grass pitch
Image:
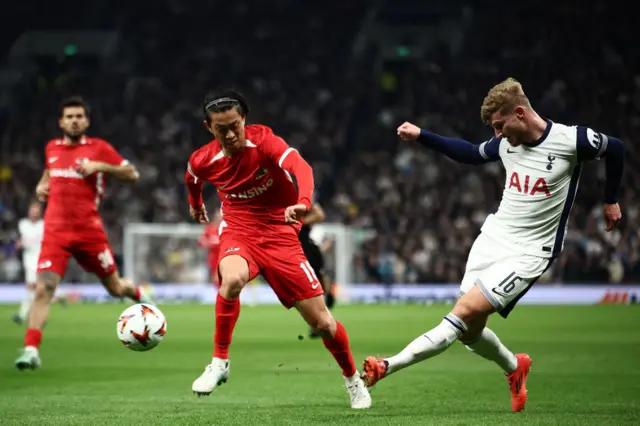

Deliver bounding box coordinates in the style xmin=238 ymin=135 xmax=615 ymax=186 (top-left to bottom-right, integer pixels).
xmin=1 ymin=303 xmax=639 ymax=425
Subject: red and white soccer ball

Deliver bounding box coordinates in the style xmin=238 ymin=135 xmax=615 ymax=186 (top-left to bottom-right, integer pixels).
xmin=117 ymin=304 xmax=167 ymax=352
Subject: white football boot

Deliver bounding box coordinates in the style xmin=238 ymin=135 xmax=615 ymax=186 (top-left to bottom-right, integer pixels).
xmin=345 ymin=373 xmax=372 ymax=409
xmin=15 ymin=346 xmax=42 ymax=370
xmin=192 ymin=358 xmax=230 ymax=396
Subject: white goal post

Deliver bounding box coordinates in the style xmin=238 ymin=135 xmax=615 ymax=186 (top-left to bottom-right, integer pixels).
xmin=123 ymin=222 xmax=374 ymax=288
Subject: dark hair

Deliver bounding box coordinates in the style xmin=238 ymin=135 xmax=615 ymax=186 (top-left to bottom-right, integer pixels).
xmin=202 ymin=88 xmax=249 ymax=123
xmin=59 ymin=96 xmax=90 ymax=118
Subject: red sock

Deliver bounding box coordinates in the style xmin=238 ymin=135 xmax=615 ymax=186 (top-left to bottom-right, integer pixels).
xmin=25 ymin=328 xmax=43 ymax=349
xmin=322 ymin=321 xmax=357 ymax=377
xmin=133 ymin=287 xmax=141 ymax=302
xmin=213 ymin=293 xmax=240 ymax=359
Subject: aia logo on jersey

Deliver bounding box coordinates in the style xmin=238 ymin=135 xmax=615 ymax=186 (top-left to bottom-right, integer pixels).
xmin=508 ymin=172 xmax=550 ymax=196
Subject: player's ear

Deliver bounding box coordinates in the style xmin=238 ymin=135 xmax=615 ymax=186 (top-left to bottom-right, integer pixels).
xmin=514 ymin=106 xmax=526 ymax=119
xmin=203 ymin=120 xmax=213 ymax=134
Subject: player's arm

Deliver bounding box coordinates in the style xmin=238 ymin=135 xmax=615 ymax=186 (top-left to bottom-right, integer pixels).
xmin=303 ymin=203 xmax=326 ymax=226
xmin=76 ymin=141 xmax=139 ymax=182
xmin=185 ymin=155 xmax=209 ymax=223
xmin=86 ymin=161 xmax=139 ymax=182
xmin=35 ymin=170 xmax=50 ymax=201
xmin=576 ymin=126 xmax=625 ymax=230
xmin=260 ymin=128 xmax=315 ymax=215
xmin=397 ymin=121 xmax=500 ymax=165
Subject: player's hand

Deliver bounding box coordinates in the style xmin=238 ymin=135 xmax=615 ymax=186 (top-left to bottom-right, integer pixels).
xmin=75 ymin=160 xmax=104 ymax=177
xmin=35 ymin=182 xmax=49 ymax=201
xmin=603 ymin=203 xmax=622 ymax=232
xmin=284 ymin=204 xmax=308 ymax=224
xmin=397 ymin=122 xmax=422 ymax=141
xmin=190 ymin=205 xmax=209 ymax=224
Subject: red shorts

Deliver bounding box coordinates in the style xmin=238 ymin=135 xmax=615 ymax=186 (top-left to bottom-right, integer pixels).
xmin=218 ymin=229 xmax=324 ymax=308
xmin=37 ymin=230 xmax=117 ymax=279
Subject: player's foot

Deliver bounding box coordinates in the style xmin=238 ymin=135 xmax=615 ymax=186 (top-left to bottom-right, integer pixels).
xmin=345 ymin=374 xmax=372 ymax=409
xmin=192 ymin=358 xmax=230 ymax=396
xmin=361 ymin=356 xmax=387 ymax=387
xmin=15 ymin=347 xmax=41 ymax=370
xmin=507 ymin=353 xmax=533 ymax=412
xmin=12 ymin=314 xmax=23 ymax=325
xmin=137 ymin=288 xmax=156 ymax=305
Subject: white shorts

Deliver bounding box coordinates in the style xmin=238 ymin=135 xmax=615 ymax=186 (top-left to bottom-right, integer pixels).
xmin=460 ymin=233 xmax=553 ymax=318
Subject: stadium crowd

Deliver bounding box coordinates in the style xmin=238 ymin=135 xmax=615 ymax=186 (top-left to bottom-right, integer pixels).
xmin=1 ymin=0 xmax=638 ymax=284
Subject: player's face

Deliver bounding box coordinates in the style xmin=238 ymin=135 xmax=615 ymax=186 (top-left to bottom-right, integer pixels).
xmin=490 ymin=107 xmax=527 ymax=146
xmin=28 ymin=203 xmax=42 ymax=220
xmin=59 ymin=106 xmax=90 ymax=139
xmin=205 ymin=108 xmax=246 ymax=152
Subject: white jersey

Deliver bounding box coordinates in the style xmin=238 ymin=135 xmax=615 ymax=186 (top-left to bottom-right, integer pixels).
xmin=18 ymin=218 xmax=44 ymax=267
xmin=477 ymin=120 xmax=608 ymax=258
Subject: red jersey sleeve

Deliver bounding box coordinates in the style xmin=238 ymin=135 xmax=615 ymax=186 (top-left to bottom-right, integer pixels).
xmin=186 ymin=150 xmax=205 ymax=208
xmin=257 ymin=126 xmax=315 ymax=210
xmin=98 ymin=140 xmax=128 ymax=165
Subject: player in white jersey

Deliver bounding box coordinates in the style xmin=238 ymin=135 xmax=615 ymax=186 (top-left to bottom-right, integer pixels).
xmin=361 ymin=78 xmax=624 ymax=412
xmin=13 ymin=200 xmax=45 ymax=324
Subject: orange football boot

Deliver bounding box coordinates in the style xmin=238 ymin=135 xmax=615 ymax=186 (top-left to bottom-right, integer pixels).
xmin=361 ymin=356 xmax=387 ymax=388
xmin=507 ymin=353 xmax=533 ymax=412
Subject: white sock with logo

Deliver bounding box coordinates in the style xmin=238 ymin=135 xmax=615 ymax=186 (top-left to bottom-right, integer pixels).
xmin=386 ymin=313 xmax=467 ymax=375
xmin=463 ymin=327 xmax=518 ymax=374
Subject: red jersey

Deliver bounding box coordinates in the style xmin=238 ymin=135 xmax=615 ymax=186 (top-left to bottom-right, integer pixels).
xmin=199 ymin=223 xmax=221 ymax=268
xmin=186 ymin=125 xmax=314 ymax=236
xmin=44 ymin=137 xmax=127 ymax=234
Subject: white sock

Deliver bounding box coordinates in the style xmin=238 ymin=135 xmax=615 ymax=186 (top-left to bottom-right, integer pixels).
xmin=19 ymin=287 xmax=35 ymax=321
xmin=386 ymin=313 xmax=467 ymax=375
xmin=463 ymin=327 xmax=518 ymax=374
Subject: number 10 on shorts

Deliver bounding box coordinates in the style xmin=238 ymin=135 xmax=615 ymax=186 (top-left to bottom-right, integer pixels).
xmin=300 ymin=261 xmax=319 ymax=286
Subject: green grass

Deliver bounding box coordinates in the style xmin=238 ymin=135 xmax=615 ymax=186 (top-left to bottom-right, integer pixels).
xmin=0 ymin=303 xmax=639 ymax=425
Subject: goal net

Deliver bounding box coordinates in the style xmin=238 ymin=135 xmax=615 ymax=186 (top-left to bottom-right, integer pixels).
xmin=122 ymin=222 xmax=375 ymax=289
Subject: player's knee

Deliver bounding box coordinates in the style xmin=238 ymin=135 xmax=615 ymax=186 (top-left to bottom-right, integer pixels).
xmin=35 ymin=274 xmax=58 ymax=300
xmin=310 ymin=312 xmax=336 ymax=337
xmin=220 ymin=274 xmax=246 ymax=299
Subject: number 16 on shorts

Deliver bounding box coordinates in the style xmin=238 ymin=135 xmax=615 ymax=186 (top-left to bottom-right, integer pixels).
xmin=299 ymin=261 xmax=320 ymax=288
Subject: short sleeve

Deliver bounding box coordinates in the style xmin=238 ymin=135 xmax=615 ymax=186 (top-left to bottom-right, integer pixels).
xmin=255 ymin=126 xmax=296 ymax=167
xmin=478 ymin=137 xmax=502 ymax=162
xmin=577 ymin=126 xmax=608 ymax=162
xmin=99 ymin=141 xmax=127 ymax=166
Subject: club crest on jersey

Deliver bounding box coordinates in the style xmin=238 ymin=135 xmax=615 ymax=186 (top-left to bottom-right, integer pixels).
xmin=546 ymin=154 xmax=556 ymax=170
xmin=255 ymin=168 xmax=269 ymax=179
xmin=508 ymin=171 xmax=550 ymax=197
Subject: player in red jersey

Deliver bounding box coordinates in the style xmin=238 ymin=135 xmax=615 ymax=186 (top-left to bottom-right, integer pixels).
xmin=199 ymin=208 xmax=222 ymax=286
xmin=15 ymin=97 xmax=153 ymax=370
xmin=186 ymin=89 xmax=371 ymax=409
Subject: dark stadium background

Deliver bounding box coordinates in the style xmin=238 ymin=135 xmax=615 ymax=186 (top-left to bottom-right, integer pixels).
xmin=1 ymin=0 xmax=638 ymax=285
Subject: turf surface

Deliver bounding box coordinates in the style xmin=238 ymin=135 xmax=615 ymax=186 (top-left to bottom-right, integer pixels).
xmin=1 ymin=303 xmax=639 ymax=425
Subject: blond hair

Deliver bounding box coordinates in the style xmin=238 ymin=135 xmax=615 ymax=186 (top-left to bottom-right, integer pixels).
xmin=480 ymin=78 xmax=531 ymax=125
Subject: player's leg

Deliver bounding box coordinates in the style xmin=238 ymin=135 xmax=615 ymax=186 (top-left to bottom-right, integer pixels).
xmin=192 ymin=240 xmax=259 ymax=396
xmin=73 ymin=242 xmax=153 ymax=304
xmin=16 ymin=271 xmax=62 ymax=370
xmin=14 ymin=281 xmax=36 ymax=324
xmin=363 ymin=284 xmax=495 ymax=386
xmin=16 ymin=238 xmax=70 ymax=370
xmin=100 ymin=272 xmax=153 ymax=304
xmin=260 ymin=238 xmax=371 ymax=409
xmin=295 ymin=296 xmax=371 ymax=409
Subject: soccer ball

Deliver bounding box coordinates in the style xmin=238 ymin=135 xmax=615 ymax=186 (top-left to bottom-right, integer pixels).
xmin=117 ymin=304 xmax=167 ymax=352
